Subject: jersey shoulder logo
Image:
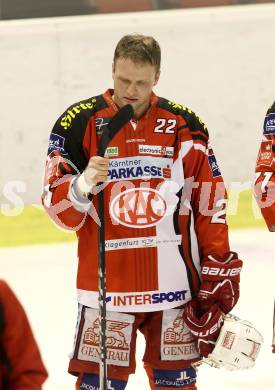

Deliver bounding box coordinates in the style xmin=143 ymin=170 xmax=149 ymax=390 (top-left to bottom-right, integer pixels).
xmin=47 ymin=133 xmax=68 ymax=156
xmin=59 ymin=98 xmax=97 ymax=130
xmin=208 ymin=148 xmax=221 ymax=177
xmin=256 ymin=140 xmax=273 ymax=167
xmin=263 ymin=112 xmax=275 ymax=135
xmin=166 ymin=100 xmax=208 ymax=135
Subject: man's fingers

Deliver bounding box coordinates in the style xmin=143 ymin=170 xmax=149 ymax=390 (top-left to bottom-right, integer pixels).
xmin=88 ymin=156 xmax=109 ymax=167
xmin=88 ymin=158 xmax=109 ymax=169
xmin=81 ymin=156 xmax=110 ymax=186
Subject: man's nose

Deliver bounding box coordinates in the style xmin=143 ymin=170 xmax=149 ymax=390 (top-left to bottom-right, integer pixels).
xmin=126 ymin=83 xmax=137 ymax=97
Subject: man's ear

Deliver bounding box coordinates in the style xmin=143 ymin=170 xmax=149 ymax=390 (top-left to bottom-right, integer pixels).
xmin=154 ymin=71 xmax=160 ymax=86
xmin=112 ymin=62 xmax=115 ymax=79
xmin=112 ymin=62 xmax=115 ymax=80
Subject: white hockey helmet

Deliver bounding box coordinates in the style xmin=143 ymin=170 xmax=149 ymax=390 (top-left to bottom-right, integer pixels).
xmin=194 ymin=313 xmax=264 ymax=371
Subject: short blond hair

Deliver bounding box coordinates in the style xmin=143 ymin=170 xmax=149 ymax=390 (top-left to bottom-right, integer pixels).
xmin=113 ymin=34 xmax=161 ymax=73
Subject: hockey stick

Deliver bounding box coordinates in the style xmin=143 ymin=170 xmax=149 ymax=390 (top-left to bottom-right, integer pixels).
xmin=273 ymin=299 xmax=275 ymax=353
xmin=97 ymin=104 xmax=133 ymax=390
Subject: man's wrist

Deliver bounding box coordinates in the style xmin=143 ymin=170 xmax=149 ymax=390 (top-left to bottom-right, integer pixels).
xmin=68 ymin=176 xmax=92 ymax=213
xmin=75 ymin=173 xmax=94 ymax=199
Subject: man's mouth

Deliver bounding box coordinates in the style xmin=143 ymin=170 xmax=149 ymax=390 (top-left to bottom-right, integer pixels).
xmin=124 ymin=97 xmax=138 ymax=102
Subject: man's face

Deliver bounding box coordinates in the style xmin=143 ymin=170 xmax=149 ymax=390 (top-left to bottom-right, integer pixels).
xmin=112 ymin=57 xmax=160 ymax=119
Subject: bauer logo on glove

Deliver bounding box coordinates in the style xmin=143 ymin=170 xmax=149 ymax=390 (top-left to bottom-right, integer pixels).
xmin=183 ymin=300 xmax=224 ymax=357
xmin=197 ymin=252 xmax=243 ymax=314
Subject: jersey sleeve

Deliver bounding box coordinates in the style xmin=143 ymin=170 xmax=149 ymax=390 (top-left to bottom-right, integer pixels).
xmin=180 ymin=109 xmax=230 ymax=259
xmin=42 ymin=104 xmax=91 ymax=231
xmin=0 ymin=280 xmax=48 ymax=389
xmin=254 ymin=102 xmax=275 ymax=232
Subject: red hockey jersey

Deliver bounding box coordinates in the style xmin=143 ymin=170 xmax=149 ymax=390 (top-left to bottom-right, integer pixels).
xmin=254 ymin=102 xmax=275 ymax=231
xmin=42 ymin=89 xmax=230 ymax=312
xmin=0 ymin=280 xmax=47 ymax=389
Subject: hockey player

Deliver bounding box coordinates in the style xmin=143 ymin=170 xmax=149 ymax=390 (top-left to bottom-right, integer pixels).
xmin=254 ymin=102 xmax=275 ymax=353
xmin=42 ymin=34 xmax=243 ymax=389
xmin=0 ymin=280 xmax=48 ymax=389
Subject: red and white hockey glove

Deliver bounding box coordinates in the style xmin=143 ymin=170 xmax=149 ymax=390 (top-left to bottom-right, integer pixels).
xmin=198 ymin=252 xmax=243 ymax=314
xmin=183 ymin=300 xmax=224 ymax=357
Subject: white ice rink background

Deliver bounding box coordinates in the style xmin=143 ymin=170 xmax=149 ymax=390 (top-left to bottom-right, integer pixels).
xmin=0 ymin=229 xmax=274 ymax=389
xmin=1 ymin=3 xmax=275 ymax=206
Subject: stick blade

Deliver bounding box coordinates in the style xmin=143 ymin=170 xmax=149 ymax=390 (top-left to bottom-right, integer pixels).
xmin=98 ymin=104 xmax=134 ymax=156
xmin=108 ymin=104 xmax=134 ymax=135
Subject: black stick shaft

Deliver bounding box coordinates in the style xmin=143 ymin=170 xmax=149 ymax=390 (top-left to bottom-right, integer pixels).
xmin=97 ymin=104 xmax=133 ymax=390
xmin=98 ymin=188 xmax=107 ymax=390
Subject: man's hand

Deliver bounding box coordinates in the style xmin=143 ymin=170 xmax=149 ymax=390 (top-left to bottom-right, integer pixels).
xmin=83 ymin=156 xmax=109 ymax=186
xmin=197 ymin=252 xmax=243 ymax=314
xmin=75 ymin=156 xmax=109 ymax=198
xmin=183 ymin=300 xmax=224 ymax=357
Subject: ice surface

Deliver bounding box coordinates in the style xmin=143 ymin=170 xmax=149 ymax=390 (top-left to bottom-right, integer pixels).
xmin=0 ymin=229 xmax=274 ymax=389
